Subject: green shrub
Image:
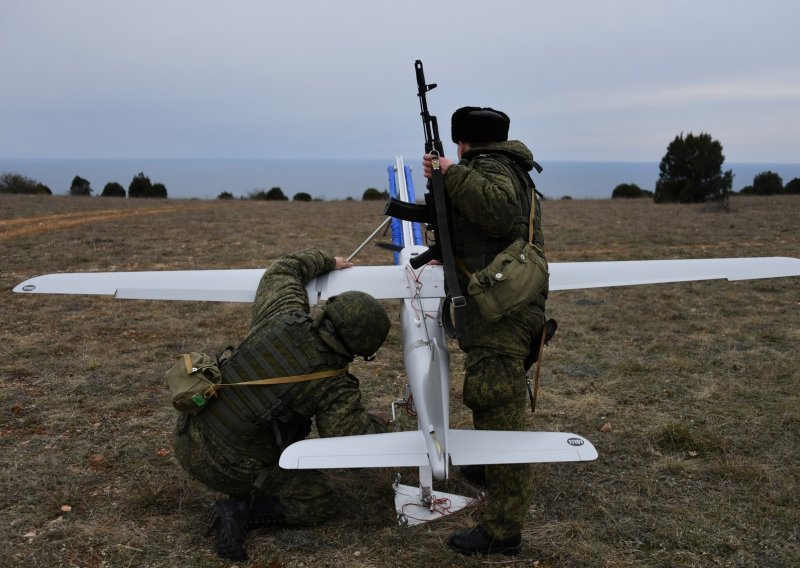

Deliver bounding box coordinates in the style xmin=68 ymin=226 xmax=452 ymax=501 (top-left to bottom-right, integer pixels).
xmin=250 ymin=187 xmax=288 ymax=201
xmin=784 ymin=177 xmax=800 ymax=194
xmin=70 ymin=175 xmax=92 ymax=196
xmin=655 ymin=132 xmax=732 ymax=203
xmin=0 ymin=172 xmax=52 ymax=195
xmin=101 ymin=182 xmax=126 ymax=197
xmin=362 ymin=187 xmax=388 ymax=201
xmin=612 ymin=183 xmax=652 ymax=199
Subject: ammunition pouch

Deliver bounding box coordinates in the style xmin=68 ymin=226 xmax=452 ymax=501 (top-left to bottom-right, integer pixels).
xmin=165 ymin=352 xmax=224 ymax=415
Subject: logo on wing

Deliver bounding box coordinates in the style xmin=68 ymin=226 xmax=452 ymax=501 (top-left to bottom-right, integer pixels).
xmin=567 ymin=437 xmax=584 ymax=446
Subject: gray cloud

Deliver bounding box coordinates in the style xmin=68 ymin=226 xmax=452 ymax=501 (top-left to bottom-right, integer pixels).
xmin=1 ymin=0 xmax=798 ymax=162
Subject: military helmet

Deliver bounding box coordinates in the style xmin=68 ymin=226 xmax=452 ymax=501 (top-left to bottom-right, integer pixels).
xmin=322 ymin=291 xmax=390 ymax=357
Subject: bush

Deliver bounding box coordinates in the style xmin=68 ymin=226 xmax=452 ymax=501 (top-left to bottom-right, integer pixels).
xmin=654 ymin=132 xmax=732 ymax=203
xmin=612 ymin=183 xmax=652 ymax=199
xmin=293 ymin=192 xmax=312 ymax=202
xmin=127 ymin=173 xmax=167 ymax=198
xmin=70 ymin=175 xmax=92 ymax=196
xmin=101 ymin=182 xmax=126 ymax=197
xmin=751 ymin=171 xmax=783 ymax=195
xmin=249 ymin=187 xmax=288 ymax=201
xmin=0 ymin=172 xmax=52 ymax=195
xmin=217 ymin=191 xmax=234 ymax=200
xmin=784 ymin=177 xmax=800 ymax=194
xmin=152 ymin=183 xmax=168 ymax=199
xmin=362 ymin=188 xmax=389 ymax=201
xmin=129 ymin=172 xmax=153 ymax=198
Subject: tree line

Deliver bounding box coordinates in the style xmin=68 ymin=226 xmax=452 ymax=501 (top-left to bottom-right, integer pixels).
xmin=0 ymin=171 xmax=167 ymax=198
xmin=217 ymin=187 xmax=389 ymax=201
xmin=4 ymin=136 xmax=797 ymax=202
xmin=0 ymin=171 xmax=388 ymax=202
xmin=612 ymin=132 xmax=800 ymax=201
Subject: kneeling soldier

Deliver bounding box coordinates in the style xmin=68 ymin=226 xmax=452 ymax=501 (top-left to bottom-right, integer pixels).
xmin=172 ymin=248 xmax=391 ymax=560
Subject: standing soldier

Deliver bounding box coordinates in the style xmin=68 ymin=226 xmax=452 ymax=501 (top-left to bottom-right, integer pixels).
xmin=172 ymin=248 xmax=391 ymax=561
xmin=422 ymin=107 xmax=547 ymax=556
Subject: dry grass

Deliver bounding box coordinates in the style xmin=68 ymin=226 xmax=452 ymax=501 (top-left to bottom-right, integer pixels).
xmin=1 ymin=193 xmax=798 ymax=567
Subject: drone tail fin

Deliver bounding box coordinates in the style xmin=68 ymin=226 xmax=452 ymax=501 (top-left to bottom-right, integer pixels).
xmin=279 ymin=430 xmax=430 ymax=470
xmin=447 ymin=430 xmax=598 ymax=464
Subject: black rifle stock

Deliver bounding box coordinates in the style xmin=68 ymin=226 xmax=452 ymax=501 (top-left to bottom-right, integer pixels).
xmin=383 ymin=60 xmax=465 ymax=336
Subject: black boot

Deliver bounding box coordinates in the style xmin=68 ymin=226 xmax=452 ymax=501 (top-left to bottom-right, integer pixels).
xmin=246 ymin=496 xmax=285 ymax=531
xmin=208 ymin=497 xmax=250 ymax=561
xmin=448 ymin=524 xmax=522 ymax=556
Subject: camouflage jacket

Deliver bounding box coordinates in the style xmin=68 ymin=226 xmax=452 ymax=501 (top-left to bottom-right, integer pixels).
xmin=443 ymin=140 xmax=547 ymax=358
xmin=194 ymin=248 xmax=385 ymax=465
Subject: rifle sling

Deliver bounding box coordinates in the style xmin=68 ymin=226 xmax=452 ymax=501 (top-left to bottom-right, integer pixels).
xmin=204 ymin=366 xmax=348 ymax=399
xmin=531 ymin=323 xmax=546 ymax=413
xmin=430 ymin=158 xmax=466 ymax=337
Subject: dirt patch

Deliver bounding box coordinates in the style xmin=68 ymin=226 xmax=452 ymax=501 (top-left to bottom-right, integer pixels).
xmin=0 ymin=202 xmax=216 ymax=240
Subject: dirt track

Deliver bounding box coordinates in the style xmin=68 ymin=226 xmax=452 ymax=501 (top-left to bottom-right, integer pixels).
xmin=0 ymin=203 xmax=216 ymax=240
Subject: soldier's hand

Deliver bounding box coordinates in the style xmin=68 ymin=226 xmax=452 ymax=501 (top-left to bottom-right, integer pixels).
xmin=334 ymin=256 xmax=354 ymax=270
xmin=422 ymin=153 xmax=453 ymax=179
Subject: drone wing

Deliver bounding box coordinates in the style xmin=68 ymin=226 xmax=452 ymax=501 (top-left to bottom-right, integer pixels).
xmin=550 ymin=256 xmax=800 ymax=291
xmin=13 ymin=269 xmax=266 ymax=302
xmin=13 ymin=257 xmax=800 ymax=301
xmin=13 ymin=264 xmax=445 ymax=304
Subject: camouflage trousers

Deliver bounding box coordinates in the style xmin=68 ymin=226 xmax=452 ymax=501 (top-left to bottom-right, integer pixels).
xmin=462 ymin=353 xmax=534 ymax=539
xmin=173 ymin=411 xmax=387 ymax=527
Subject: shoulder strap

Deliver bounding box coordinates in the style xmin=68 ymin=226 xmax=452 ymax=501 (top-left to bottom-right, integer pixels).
xmin=473 ymin=152 xmax=539 ymax=247
xmin=204 ymin=365 xmax=348 ymax=399
xmin=528 ymin=188 xmax=536 ymax=245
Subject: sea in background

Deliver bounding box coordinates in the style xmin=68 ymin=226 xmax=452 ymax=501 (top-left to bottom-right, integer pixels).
xmin=3 ymin=158 xmax=800 ymax=201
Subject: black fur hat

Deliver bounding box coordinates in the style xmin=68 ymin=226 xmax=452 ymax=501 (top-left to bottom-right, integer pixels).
xmin=451 ymin=106 xmax=510 ymax=144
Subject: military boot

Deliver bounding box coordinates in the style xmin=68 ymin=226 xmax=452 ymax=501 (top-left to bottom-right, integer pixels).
xmin=208 ymin=497 xmax=251 ymax=561
xmin=245 ymin=496 xmax=285 ymax=531
xmin=448 ymin=524 xmax=522 ymax=556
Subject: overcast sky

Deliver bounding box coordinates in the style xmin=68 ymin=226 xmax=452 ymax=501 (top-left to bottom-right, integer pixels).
xmin=2 ymin=0 xmax=798 ymax=163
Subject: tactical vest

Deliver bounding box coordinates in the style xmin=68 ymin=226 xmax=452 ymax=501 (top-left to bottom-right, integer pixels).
xmin=194 ymin=311 xmax=349 ymax=458
xmin=454 ymin=152 xmax=545 ymax=274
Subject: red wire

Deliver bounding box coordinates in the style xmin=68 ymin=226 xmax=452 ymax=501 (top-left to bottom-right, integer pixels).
xmin=404 ymin=264 xmax=437 ymax=320
xmin=400 ymin=495 xmax=453 ymax=522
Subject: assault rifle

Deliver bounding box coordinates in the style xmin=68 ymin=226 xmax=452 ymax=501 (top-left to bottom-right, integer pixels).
xmin=384 ymin=60 xmax=466 ymax=336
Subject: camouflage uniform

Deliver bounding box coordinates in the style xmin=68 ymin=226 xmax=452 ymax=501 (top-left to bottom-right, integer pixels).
xmin=444 ymin=140 xmax=547 ymax=540
xmin=173 ymin=248 xmax=388 ymax=526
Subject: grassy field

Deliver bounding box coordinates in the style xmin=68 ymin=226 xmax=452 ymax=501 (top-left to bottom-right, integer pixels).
xmin=1 ymin=194 xmax=798 ymax=568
